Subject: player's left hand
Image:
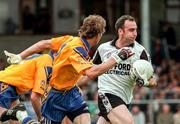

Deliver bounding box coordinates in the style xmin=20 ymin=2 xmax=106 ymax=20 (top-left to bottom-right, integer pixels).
xmin=4 ymin=50 xmax=22 ymax=64
xmin=112 ymin=47 xmax=135 ymax=63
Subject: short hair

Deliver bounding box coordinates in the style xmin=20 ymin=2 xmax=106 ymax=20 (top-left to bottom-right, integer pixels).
xmin=115 ymin=15 xmax=135 ymax=32
xmin=79 ymin=15 xmax=106 ymax=38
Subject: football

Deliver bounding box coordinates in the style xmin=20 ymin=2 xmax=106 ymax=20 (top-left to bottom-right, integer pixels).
xmin=130 ymin=59 xmax=154 ymax=86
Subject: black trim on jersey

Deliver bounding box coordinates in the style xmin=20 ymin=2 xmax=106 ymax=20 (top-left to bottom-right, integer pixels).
xmin=110 ymin=37 xmax=135 ymax=48
xmin=140 ymin=50 xmax=148 ymax=60
xmin=93 ymin=51 xmax=102 ymax=64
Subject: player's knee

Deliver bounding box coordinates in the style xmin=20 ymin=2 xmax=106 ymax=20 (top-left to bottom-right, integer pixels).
xmin=124 ymin=116 xmax=135 ymax=124
xmin=110 ymin=115 xmax=135 ymax=124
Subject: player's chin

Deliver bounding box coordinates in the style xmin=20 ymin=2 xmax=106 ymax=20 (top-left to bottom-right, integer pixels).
xmin=128 ymin=38 xmax=135 ymax=43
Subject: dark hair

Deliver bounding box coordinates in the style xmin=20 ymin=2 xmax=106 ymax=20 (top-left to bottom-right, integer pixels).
xmin=79 ymin=15 xmax=106 ymax=38
xmin=115 ymin=15 xmax=135 ymax=32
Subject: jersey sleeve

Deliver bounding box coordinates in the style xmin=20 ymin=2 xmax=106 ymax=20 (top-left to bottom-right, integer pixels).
xmin=69 ymin=47 xmax=93 ymax=75
xmin=32 ymin=54 xmax=53 ymax=95
xmin=50 ymin=35 xmax=73 ymax=52
xmin=140 ymin=49 xmax=151 ymax=62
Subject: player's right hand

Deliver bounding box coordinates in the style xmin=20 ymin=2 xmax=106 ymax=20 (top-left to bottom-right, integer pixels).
xmin=4 ymin=50 xmax=22 ymax=64
xmin=111 ymin=47 xmax=134 ymax=63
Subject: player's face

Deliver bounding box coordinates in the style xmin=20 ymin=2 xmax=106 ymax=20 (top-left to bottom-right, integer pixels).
xmin=122 ymin=20 xmax=137 ymax=42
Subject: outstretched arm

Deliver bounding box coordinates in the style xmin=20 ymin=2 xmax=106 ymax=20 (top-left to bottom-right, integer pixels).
xmin=4 ymin=39 xmax=52 ymax=64
xmin=84 ymin=47 xmax=134 ymax=79
xmin=20 ymin=39 xmax=51 ymax=59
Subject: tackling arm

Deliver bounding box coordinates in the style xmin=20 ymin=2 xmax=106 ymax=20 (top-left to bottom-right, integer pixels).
xmin=84 ymin=47 xmax=134 ymax=79
xmin=84 ymin=57 xmax=117 ymax=79
xmin=20 ymin=39 xmax=51 ymax=59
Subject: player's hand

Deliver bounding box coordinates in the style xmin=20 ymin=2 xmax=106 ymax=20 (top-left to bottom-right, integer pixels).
xmin=112 ymin=47 xmax=134 ymax=63
xmin=4 ymin=50 xmax=22 ymax=64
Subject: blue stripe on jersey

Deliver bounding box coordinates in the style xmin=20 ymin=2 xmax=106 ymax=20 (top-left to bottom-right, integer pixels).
xmin=45 ymin=66 xmax=52 ymax=82
xmin=74 ymin=47 xmax=89 ymax=60
xmin=56 ymin=43 xmax=67 ymax=56
xmin=48 ymin=51 xmax=54 ymax=61
xmin=24 ymin=54 xmax=42 ymax=60
xmin=80 ymin=37 xmax=90 ymax=52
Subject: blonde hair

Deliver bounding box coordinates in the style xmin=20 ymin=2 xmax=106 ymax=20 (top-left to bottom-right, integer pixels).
xmin=79 ymin=15 xmax=106 ymax=38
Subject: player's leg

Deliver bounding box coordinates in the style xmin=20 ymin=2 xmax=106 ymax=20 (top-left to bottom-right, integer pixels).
xmin=1 ymin=103 xmax=39 ymax=124
xmin=0 ymin=106 xmax=7 ymax=124
xmin=96 ymin=116 xmax=111 ymax=124
xmin=73 ymin=113 xmax=90 ymax=124
xmin=40 ymin=88 xmax=68 ymax=124
xmin=61 ymin=116 xmax=73 ymax=124
xmin=0 ymin=101 xmax=20 ymax=124
xmin=8 ymin=99 xmax=21 ymax=124
xmin=107 ymin=105 xmax=134 ymax=124
xmin=66 ymin=86 xmax=90 ymax=124
xmin=98 ymin=92 xmax=135 ymax=124
xmin=0 ymin=82 xmax=19 ymax=123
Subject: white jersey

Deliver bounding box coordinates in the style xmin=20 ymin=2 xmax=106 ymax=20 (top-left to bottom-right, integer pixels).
xmin=93 ymin=39 xmax=151 ymax=104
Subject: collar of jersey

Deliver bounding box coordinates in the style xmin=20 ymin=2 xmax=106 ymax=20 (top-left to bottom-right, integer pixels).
xmin=80 ymin=36 xmax=91 ymax=52
xmin=111 ymin=37 xmax=135 ymax=48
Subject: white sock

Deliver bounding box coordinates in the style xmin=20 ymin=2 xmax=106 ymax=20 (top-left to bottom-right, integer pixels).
xmin=16 ymin=110 xmax=28 ymax=122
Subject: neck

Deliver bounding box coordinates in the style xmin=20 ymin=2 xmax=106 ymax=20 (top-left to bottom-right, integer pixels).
xmin=115 ymin=37 xmax=134 ymax=48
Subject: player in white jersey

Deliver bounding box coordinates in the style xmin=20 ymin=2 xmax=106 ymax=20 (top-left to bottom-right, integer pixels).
xmin=92 ymin=15 xmax=157 ymax=124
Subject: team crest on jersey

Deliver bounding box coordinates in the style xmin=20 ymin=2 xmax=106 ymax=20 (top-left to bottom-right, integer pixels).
xmin=40 ymin=80 xmax=46 ymax=91
xmin=0 ymin=82 xmax=9 ymax=92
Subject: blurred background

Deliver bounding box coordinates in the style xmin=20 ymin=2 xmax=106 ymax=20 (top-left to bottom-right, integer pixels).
xmin=0 ymin=0 xmax=179 ymax=124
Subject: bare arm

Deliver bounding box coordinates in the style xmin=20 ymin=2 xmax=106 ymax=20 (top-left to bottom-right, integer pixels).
xmin=20 ymin=39 xmax=51 ymax=59
xmin=77 ymin=76 xmax=91 ymax=86
xmin=84 ymin=57 xmax=117 ymax=79
xmin=30 ymin=92 xmax=42 ymax=121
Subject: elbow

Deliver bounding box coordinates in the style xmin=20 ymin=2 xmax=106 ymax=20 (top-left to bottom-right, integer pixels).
xmin=85 ymin=70 xmax=99 ymax=79
xmin=84 ymin=66 xmax=103 ymax=79
xmin=38 ymin=40 xmax=51 ymax=50
xmin=30 ymin=93 xmax=41 ymax=103
xmin=86 ymin=74 xmax=97 ymax=79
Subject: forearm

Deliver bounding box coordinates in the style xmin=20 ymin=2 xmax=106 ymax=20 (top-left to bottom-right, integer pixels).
xmin=20 ymin=40 xmax=51 ymax=59
xmin=85 ymin=57 xmax=117 ymax=79
xmin=31 ymin=93 xmax=42 ymax=120
xmin=77 ymin=76 xmax=91 ymax=86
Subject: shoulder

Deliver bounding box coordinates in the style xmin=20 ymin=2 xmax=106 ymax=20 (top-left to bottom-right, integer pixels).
xmin=134 ymin=41 xmax=150 ymax=60
xmin=98 ymin=41 xmax=112 ymax=50
xmin=134 ymin=41 xmax=145 ymax=50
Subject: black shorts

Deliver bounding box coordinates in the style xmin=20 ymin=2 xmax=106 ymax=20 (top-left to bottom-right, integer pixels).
xmin=98 ymin=92 xmax=128 ymax=121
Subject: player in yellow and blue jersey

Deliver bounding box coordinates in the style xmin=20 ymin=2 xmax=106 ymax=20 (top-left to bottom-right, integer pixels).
xmin=0 ymin=53 xmax=53 ymax=123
